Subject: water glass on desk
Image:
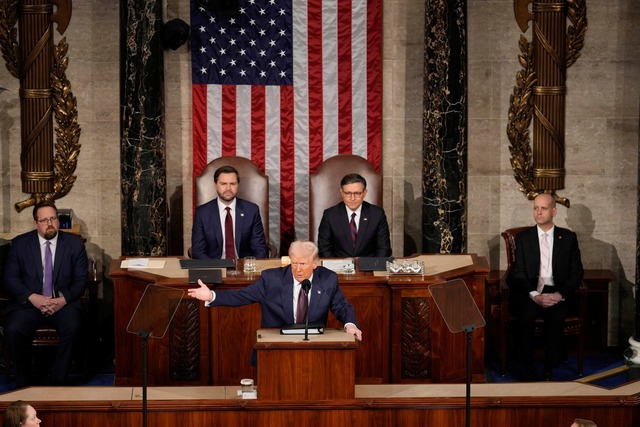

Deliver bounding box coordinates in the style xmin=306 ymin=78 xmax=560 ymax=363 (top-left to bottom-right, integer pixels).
xmin=243 ymin=256 xmax=257 ymax=274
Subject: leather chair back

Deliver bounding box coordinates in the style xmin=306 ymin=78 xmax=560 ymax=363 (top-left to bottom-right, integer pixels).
xmin=309 ymin=154 xmax=382 ymax=244
xmin=195 ymin=156 xmax=270 ymax=243
xmin=501 ymin=227 xmax=530 ymax=270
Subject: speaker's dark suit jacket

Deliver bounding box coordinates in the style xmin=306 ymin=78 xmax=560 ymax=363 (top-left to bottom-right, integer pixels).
xmin=3 ymin=229 xmax=88 ymax=385
xmin=191 ymin=197 xmax=268 ymax=259
xmin=317 ymin=201 xmax=391 ymax=258
xmin=507 ymin=225 xmax=583 ymax=368
xmin=209 ymin=265 xmax=358 ymax=328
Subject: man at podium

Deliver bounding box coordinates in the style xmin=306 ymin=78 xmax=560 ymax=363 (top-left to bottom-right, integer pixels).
xmin=188 ymin=240 xmax=362 ymax=342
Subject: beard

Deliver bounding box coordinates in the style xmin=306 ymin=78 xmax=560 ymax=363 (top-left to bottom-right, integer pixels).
xmin=43 ymin=227 xmax=58 ymax=240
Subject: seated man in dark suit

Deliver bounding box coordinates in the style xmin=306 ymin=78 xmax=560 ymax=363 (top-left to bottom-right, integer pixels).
xmin=507 ymin=193 xmax=583 ymax=380
xmin=3 ymin=201 xmax=88 ymax=387
xmin=188 ymin=240 xmax=362 ymax=342
xmin=317 ymin=173 xmax=391 ymax=258
xmin=191 ymin=165 xmax=268 ymax=259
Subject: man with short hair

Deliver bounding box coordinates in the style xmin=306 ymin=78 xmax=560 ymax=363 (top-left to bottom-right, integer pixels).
xmin=507 ymin=193 xmax=584 ymax=381
xmin=3 ymin=201 xmax=88 ymax=387
xmin=317 ymin=173 xmax=391 ymax=258
xmin=191 ymin=165 xmax=268 ymax=259
xmin=188 ymin=240 xmax=362 ymax=341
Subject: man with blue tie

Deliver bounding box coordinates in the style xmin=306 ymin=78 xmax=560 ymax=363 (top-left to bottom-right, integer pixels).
xmin=3 ymin=201 xmax=88 ymax=387
xmin=317 ymin=173 xmax=391 ymax=258
xmin=191 ymin=165 xmax=268 ymax=259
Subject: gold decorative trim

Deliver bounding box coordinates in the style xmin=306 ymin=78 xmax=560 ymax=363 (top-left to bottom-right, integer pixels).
xmin=0 ymin=0 xmax=19 ymax=78
xmin=51 ymin=37 xmax=81 ymax=201
xmin=566 ymin=0 xmax=588 ymax=68
xmin=506 ymin=36 xmax=537 ymax=201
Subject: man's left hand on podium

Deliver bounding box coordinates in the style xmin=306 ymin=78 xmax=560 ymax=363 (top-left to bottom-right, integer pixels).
xmin=345 ymin=323 xmax=362 ymax=341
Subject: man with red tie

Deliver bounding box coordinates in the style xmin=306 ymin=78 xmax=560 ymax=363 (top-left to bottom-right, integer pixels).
xmin=317 ymin=173 xmax=391 ymax=258
xmin=191 ymin=165 xmax=268 ymax=259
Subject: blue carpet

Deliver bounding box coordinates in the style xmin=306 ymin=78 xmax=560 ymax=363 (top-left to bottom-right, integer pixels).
xmin=485 ymin=349 xmax=630 ymax=387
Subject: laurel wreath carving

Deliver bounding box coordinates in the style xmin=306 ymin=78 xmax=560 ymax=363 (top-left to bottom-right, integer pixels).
xmin=50 ymin=37 xmax=81 ymax=201
xmin=0 ymin=0 xmax=19 ymax=78
xmin=566 ymin=0 xmax=588 ymax=68
xmin=506 ymin=35 xmax=538 ymax=200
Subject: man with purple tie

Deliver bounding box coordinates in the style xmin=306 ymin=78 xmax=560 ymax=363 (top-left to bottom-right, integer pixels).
xmin=3 ymin=201 xmax=88 ymax=387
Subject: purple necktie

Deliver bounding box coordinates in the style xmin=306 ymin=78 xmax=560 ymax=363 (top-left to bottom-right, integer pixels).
xmin=350 ymin=212 xmax=358 ymax=250
xmin=224 ymin=207 xmax=235 ymax=259
xmin=44 ymin=241 xmax=53 ymax=297
xmin=296 ymin=286 xmax=308 ymax=324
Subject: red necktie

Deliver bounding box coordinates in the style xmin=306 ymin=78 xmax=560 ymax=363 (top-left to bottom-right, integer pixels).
xmin=296 ymin=286 xmax=308 ymax=324
xmin=350 ymin=212 xmax=358 ymax=250
xmin=224 ymin=207 xmax=235 ymax=259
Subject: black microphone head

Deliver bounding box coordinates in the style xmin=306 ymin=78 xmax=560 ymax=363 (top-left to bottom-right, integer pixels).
xmin=301 ymin=279 xmax=311 ymax=294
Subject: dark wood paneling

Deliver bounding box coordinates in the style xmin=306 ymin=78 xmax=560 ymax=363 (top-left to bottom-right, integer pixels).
xmin=111 ymin=255 xmax=488 ymax=386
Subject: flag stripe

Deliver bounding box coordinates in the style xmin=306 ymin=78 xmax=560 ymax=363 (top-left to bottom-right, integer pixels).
xmin=367 ymin=1 xmax=382 ymax=171
xmin=338 ymin=0 xmax=353 ymax=154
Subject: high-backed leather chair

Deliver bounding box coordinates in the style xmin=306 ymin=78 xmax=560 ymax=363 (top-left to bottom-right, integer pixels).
xmin=498 ymin=227 xmax=586 ymax=376
xmin=309 ymin=154 xmax=382 ymax=245
xmin=195 ymin=156 xmax=275 ymax=256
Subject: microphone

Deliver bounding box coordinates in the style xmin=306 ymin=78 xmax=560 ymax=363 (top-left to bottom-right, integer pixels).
xmin=301 ymin=279 xmax=311 ymax=295
xmin=301 ymin=279 xmax=311 ymax=340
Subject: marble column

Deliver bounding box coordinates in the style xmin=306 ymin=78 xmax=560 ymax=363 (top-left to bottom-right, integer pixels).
xmin=422 ymin=0 xmax=467 ymax=254
xmin=120 ymin=0 xmax=168 ymax=256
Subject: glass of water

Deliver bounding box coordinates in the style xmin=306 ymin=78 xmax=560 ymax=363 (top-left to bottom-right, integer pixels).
xmin=243 ymin=256 xmax=257 ymax=274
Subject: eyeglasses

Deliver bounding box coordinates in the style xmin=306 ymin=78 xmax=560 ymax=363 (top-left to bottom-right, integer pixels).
xmin=37 ymin=216 xmax=58 ymax=225
xmin=342 ymin=191 xmax=364 ymax=198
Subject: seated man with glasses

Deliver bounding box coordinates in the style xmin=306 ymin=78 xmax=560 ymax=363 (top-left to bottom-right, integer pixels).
xmin=317 ymin=173 xmax=391 ymax=258
xmin=3 ymin=201 xmax=88 ymax=388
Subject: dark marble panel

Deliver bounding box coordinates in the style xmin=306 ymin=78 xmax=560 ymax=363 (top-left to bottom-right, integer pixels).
xmin=120 ymin=0 xmax=168 ymax=256
xmin=422 ymin=0 xmax=468 ymax=254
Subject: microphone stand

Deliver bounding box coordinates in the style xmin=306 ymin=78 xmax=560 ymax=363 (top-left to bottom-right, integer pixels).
xmin=303 ymin=286 xmax=310 ymax=341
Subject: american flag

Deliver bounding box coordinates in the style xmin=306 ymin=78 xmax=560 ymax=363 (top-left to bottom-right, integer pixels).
xmin=191 ymin=0 xmax=382 ymax=253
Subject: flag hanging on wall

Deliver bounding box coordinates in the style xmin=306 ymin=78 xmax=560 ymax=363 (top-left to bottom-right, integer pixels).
xmin=191 ymin=0 xmax=382 ymax=253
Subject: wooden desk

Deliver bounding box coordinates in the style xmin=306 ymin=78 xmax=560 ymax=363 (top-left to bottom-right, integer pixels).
xmin=1 ymin=381 xmax=639 ymax=426
xmin=255 ymin=328 xmax=359 ymax=400
xmin=110 ymin=254 xmax=489 ymax=386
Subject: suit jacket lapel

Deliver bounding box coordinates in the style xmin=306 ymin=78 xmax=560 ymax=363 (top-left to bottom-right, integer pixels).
xmin=356 ymin=202 xmax=372 ymax=251
xmin=235 ymin=199 xmax=246 ymax=252
xmin=211 ymin=199 xmax=223 ymax=248
xmin=282 ymin=268 xmax=295 ymax=323
xmin=30 ymin=232 xmax=44 ymax=284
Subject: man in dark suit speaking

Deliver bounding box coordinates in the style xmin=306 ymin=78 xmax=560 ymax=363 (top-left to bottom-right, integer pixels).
xmin=188 ymin=240 xmax=362 ymax=342
xmin=317 ymin=173 xmax=391 ymax=258
xmin=507 ymin=193 xmax=583 ymax=380
xmin=3 ymin=201 xmax=88 ymax=387
xmin=191 ymin=165 xmax=268 ymax=259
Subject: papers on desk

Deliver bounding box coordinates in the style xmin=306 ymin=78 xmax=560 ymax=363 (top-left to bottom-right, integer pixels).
xmin=121 ymin=258 xmax=166 ymax=269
